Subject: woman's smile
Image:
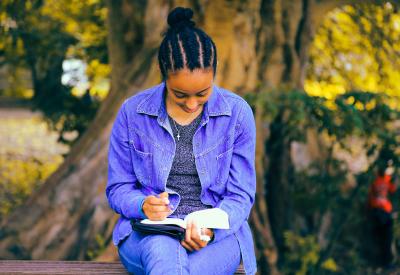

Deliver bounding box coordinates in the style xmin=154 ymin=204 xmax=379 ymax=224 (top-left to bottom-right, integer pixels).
xmin=181 ymin=105 xmax=201 ymax=113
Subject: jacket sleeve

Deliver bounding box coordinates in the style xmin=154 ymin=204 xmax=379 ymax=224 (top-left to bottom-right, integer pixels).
xmin=213 ymin=102 xmax=256 ymax=242
xmin=106 ymin=101 xmax=147 ymax=219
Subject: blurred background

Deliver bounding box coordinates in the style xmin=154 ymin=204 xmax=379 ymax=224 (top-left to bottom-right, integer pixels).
xmin=0 ymin=1 xmax=399 ymax=274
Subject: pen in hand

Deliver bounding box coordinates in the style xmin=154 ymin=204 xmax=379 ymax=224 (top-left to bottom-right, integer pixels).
xmin=142 ymin=191 xmax=174 ymax=220
xmin=158 ymin=192 xmax=174 ymax=211
xmin=144 ymin=187 xmax=174 ymax=210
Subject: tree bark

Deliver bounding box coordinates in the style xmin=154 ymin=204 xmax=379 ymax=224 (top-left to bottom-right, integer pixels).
xmin=0 ymin=0 xmax=360 ymax=273
xmin=0 ymin=0 xmax=163 ymax=260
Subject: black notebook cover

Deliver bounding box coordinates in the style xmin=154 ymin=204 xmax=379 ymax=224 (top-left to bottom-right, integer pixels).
xmin=131 ymin=219 xmax=186 ymax=241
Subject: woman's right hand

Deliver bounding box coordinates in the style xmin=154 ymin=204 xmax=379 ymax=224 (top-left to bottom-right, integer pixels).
xmin=142 ymin=192 xmax=173 ymax=220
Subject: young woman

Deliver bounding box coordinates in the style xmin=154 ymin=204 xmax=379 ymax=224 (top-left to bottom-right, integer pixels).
xmin=106 ymin=7 xmax=257 ymax=275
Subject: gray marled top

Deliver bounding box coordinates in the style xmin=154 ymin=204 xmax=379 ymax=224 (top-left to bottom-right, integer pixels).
xmin=167 ymin=113 xmax=211 ymax=218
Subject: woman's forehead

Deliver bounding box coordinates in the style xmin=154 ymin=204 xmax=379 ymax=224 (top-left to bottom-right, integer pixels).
xmin=166 ymin=68 xmax=213 ymax=94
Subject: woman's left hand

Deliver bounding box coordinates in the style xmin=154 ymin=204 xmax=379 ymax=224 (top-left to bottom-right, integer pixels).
xmin=180 ymin=221 xmax=214 ymax=251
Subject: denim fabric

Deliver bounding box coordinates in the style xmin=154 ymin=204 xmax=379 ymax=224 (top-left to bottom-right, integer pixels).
xmin=106 ymin=82 xmax=257 ymax=274
xmin=118 ymin=231 xmax=241 ymax=275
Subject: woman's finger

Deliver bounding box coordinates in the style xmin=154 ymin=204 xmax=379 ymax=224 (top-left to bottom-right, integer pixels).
xmin=148 ymin=196 xmax=170 ymax=205
xmin=185 ymin=221 xmax=192 ymax=242
xmin=148 ymin=205 xmax=171 ymax=212
xmin=191 ymin=224 xmax=207 ymax=248
xmin=185 ymin=222 xmax=201 ymax=250
xmin=180 ymin=240 xmax=193 ymax=252
xmin=146 ymin=210 xmax=171 ymax=220
xmin=203 ymin=228 xmax=214 ymax=242
xmin=198 ymin=228 xmax=210 ymax=245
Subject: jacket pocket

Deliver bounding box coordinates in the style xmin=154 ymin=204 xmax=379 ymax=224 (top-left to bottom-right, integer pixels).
xmin=209 ymin=147 xmax=233 ymax=195
xmin=130 ymin=142 xmax=153 ymax=187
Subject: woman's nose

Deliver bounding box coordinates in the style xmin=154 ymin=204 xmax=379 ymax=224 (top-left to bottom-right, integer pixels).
xmin=186 ymin=98 xmax=198 ymax=110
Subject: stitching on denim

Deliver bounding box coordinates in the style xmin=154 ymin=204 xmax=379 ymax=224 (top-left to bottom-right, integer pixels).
xmin=119 ymin=246 xmax=145 ymax=274
xmin=136 ymin=89 xmax=157 ymax=114
xmin=212 ymin=237 xmax=241 ymax=275
xmin=130 ymin=142 xmax=153 ymax=156
xmin=196 ymin=133 xmax=233 ymax=157
xmin=216 ymin=147 xmax=234 ymax=160
xmin=177 ymin=239 xmax=183 ymax=275
xmin=208 ymin=89 xmax=232 ymax=116
xmin=128 ymin=126 xmax=165 ymax=152
xmin=215 ymin=147 xmax=234 ymax=184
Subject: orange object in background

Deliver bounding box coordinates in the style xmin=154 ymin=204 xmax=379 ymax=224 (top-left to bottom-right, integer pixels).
xmin=368 ymin=174 xmax=396 ymax=213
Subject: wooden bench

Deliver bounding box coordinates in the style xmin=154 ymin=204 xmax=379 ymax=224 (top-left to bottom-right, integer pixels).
xmin=0 ymin=261 xmax=246 ymax=274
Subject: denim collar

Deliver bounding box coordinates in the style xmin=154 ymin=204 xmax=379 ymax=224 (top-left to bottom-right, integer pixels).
xmin=136 ymin=82 xmax=231 ymax=122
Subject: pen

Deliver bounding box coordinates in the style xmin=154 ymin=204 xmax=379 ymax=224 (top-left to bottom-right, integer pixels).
xmin=156 ymin=193 xmax=174 ymax=210
xmin=142 ymin=186 xmax=174 ymax=210
xmin=156 ymin=195 xmax=174 ymax=210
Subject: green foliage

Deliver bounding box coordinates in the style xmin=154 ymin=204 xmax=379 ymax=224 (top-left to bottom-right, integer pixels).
xmin=36 ymin=89 xmax=100 ymax=145
xmin=86 ymin=233 xmax=106 ymax=260
xmin=283 ymin=231 xmax=320 ymax=275
xmin=0 ymin=155 xmax=62 ymax=219
xmin=0 ymin=116 xmax=66 ymax=221
xmin=283 ymin=231 xmax=338 ymax=275
xmin=306 ymin=3 xmax=400 ymax=103
xmin=0 ymin=0 xmax=108 ymax=145
xmin=247 ymin=89 xmax=400 ymax=273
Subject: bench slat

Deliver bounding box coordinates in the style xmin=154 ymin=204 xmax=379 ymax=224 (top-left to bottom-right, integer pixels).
xmin=0 ymin=261 xmax=245 ymax=274
xmin=0 ymin=261 xmax=127 ymax=274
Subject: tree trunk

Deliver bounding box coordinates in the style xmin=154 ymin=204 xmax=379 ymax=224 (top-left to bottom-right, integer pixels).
xmin=0 ymin=0 xmax=357 ymax=273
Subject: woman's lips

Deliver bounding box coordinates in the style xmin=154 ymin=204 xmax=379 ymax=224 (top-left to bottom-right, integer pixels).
xmin=182 ymin=106 xmax=200 ymax=113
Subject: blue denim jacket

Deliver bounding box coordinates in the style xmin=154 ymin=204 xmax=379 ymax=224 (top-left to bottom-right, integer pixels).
xmin=106 ymin=82 xmax=257 ymax=274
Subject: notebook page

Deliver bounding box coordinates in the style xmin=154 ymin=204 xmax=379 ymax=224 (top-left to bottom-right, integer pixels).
xmin=184 ymin=208 xmax=229 ymax=229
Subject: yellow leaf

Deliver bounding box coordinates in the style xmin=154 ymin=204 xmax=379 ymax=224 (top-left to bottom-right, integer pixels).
xmin=322 ymin=258 xmax=338 ymax=272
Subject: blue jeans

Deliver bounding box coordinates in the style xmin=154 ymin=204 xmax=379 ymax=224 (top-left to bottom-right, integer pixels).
xmin=118 ymin=231 xmax=241 ymax=275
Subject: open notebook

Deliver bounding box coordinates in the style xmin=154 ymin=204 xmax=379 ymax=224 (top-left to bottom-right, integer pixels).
xmin=140 ymin=208 xmax=230 ymax=229
xmin=131 ymin=208 xmax=229 ymax=241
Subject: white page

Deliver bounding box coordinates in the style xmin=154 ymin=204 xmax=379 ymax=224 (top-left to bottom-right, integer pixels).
xmin=184 ymin=208 xmax=229 ymax=229
xmin=140 ymin=218 xmax=187 ymax=228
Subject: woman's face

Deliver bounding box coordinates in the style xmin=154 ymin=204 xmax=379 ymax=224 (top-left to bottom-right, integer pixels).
xmin=165 ymin=68 xmax=214 ymax=114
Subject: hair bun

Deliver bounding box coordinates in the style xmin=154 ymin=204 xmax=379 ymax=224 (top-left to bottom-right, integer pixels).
xmin=167 ymin=7 xmax=195 ymax=30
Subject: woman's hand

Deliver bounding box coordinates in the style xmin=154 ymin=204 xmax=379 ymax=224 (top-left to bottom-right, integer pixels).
xmin=181 ymin=221 xmax=214 ymax=251
xmin=142 ymin=192 xmax=173 ymax=220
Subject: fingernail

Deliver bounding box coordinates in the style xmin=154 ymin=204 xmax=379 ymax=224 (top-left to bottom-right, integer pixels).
xmin=164 ymin=199 xmax=170 ymax=204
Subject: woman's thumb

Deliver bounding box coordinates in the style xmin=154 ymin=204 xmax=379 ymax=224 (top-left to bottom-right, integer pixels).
xmin=159 ymin=192 xmax=169 ymax=203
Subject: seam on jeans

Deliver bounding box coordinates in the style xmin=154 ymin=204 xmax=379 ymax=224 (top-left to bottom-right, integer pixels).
xmin=213 ymin=236 xmax=241 ymax=275
xmin=215 ymin=252 xmax=240 ymax=275
xmin=177 ymin=240 xmax=183 ymax=275
xmin=118 ymin=247 xmax=145 ymax=274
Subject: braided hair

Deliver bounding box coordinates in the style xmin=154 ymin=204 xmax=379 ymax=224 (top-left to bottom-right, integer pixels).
xmin=158 ymin=7 xmax=217 ymax=80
